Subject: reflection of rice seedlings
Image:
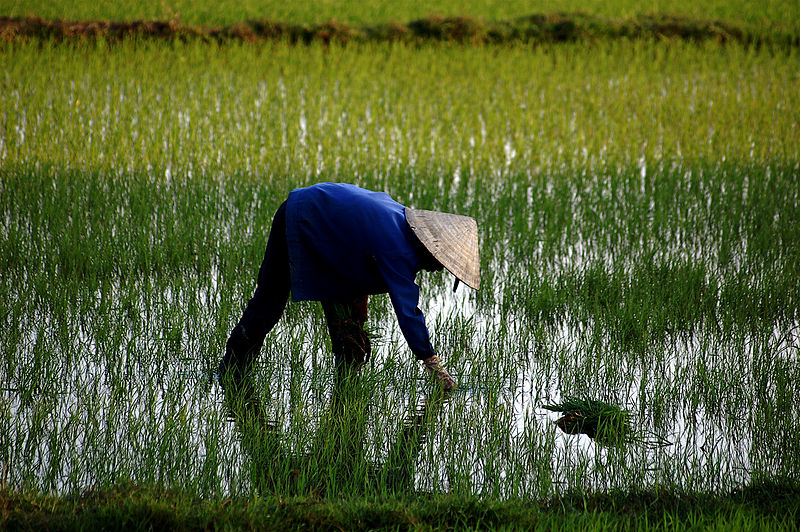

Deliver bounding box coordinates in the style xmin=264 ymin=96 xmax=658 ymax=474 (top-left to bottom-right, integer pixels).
xmin=543 ymin=396 xmax=670 ymax=448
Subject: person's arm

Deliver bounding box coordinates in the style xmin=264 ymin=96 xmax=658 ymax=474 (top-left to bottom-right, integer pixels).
xmin=376 ymin=255 xmax=457 ymax=391
xmin=376 ymin=254 xmax=436 ymax=360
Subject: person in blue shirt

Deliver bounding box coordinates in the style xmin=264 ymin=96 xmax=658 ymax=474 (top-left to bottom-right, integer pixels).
xmin=220 ymin=182 xmax=480 ymax=391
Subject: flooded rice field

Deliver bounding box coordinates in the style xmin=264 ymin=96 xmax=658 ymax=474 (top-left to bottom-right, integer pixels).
xmin=1 ymin=41 xmax=798 ymax=498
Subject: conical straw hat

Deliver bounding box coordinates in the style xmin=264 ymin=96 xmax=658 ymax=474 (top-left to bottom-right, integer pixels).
xmin=405 ymin=208 xmax=480 ymax=290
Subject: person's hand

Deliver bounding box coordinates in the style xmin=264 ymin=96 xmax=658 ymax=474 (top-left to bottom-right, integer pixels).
xmin=422 ymin=355 xmax=457 ymax=392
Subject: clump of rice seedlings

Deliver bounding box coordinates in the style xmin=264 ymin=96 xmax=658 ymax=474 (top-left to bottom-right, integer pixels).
xmin=543 ymin=396 xmax=670 ymax=448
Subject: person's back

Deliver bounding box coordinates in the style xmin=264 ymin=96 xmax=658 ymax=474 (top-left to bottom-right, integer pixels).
xmin=286 ymin=182 xmax=418 ymax=302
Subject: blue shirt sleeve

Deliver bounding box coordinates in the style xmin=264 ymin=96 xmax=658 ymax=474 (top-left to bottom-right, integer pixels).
xmin=374 ymin=253 xmax=437 ymax=360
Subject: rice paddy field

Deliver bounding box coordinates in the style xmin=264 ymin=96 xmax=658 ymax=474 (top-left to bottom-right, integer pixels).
xmin=1 ymin=3 xmax=800 ymax=528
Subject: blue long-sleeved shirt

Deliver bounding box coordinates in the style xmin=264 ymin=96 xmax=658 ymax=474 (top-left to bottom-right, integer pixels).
xmin=285 ymin=182 xmax=435 ymax=360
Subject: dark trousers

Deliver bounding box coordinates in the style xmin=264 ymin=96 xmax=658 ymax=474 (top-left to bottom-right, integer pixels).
xmin=221 ymin=202 xmax=371 ymax=378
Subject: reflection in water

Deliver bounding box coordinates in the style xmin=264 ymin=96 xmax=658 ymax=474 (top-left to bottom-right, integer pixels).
xmin=221 ymin=368 xmax=446 ymax=496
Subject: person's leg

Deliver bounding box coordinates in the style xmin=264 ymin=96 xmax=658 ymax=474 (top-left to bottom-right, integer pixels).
xmin=321 ymin=295 xmax=370 ymax=376
xmin=221 ymin=201 xmax=290 ymax=378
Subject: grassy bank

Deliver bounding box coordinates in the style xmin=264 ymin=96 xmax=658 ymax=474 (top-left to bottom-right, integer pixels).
xmin=2 ymin=479 xmax=799 ymax=530
xmin=2 ymin=0 xmax=799 ymax=28
xmin=1 ymin=0 xmax=798 ymax=47
xmin=1 ymin=12 xmax=799 ymax=48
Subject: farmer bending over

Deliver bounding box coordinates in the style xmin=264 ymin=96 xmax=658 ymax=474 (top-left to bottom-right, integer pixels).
xmin=220 ymin=182 xmax=480 ymax=392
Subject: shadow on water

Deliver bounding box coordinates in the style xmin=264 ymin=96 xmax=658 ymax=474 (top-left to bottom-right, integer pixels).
xmin=221 ymin=368 xmax=446 ymax=497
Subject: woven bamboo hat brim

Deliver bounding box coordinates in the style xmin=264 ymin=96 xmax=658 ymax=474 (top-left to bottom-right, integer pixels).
xmin=406 ymin=208 xmax=481 ymax=290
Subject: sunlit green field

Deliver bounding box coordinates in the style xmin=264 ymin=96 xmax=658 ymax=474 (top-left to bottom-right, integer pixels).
xmin=3 ymin=0 xmax=800 ymax=27
xmin=1 ymin=38 xmax=799 ymax=507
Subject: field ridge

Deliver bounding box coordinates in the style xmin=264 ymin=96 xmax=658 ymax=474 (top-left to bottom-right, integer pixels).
xmin=1 ymin=13 xmax=798 ymax=47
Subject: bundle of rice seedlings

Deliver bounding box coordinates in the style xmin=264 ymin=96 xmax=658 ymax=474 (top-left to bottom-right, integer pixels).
xmin=543 ymin=396 xmax=633 ymax=446
xmin=543 ymin=396 xmax=672 ymax=448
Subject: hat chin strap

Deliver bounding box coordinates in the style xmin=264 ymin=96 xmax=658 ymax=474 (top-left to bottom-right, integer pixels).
xmin=453 ymin=278 xmax=460 ymax=293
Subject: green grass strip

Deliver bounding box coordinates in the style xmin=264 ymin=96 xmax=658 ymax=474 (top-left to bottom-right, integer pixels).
xmin=2 ymin=479 xmax=799 ymax=531
xmin=1 ymin=12 xmax=798 ymax=48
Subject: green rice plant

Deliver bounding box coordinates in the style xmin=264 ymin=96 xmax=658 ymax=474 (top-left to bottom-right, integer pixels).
xmin=2 ymin=40 xmax=798 ymax=182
